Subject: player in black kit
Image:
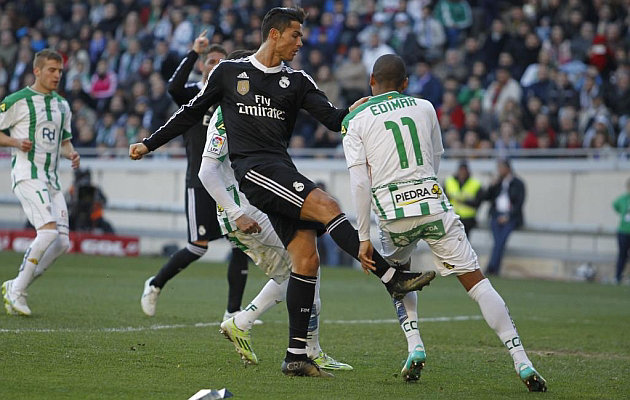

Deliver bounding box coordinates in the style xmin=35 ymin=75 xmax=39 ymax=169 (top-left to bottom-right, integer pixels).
xmin=131 ymin=7 xmax=436 ymax=377
xmin=135 ymin=32 xmax=250 ymax=320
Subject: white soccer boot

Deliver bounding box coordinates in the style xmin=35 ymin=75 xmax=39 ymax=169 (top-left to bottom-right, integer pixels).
xmin=141 ymin=276 xmax=161 ymax=317
xmin=222 ymin=309 xmax=263 ymax=325
xmin=2 ymin=280 xmax=32 ymax=316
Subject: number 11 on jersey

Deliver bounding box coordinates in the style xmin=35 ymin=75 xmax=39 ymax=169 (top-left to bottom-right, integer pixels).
xmin=384 ymin=117 xmax=423 ymax=169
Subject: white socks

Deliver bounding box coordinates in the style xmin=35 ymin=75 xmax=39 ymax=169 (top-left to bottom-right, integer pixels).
xmin=33 ymin=233 xmax=70 ymax=280
xmin=13 ymin=229 xmax=59 ymax=293
xmin=394 ymin=291 xmax=424 ymax=352
xmin=467 ymin=278 xmax=531 ymax=369
xmin=234 ymin=279 xmax=287 ymax=331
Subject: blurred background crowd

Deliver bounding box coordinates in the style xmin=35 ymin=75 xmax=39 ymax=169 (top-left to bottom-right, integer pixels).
xmin=0 ymin=0 xmax=629 ymax=157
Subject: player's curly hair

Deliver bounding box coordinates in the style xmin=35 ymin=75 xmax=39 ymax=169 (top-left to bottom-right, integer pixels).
xmin=261 ymin=7 xmax=306 ymax=41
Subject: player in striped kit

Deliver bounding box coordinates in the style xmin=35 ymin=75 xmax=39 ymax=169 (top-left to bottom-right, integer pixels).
xmin=197 ymin=103 xmax=352 ymax=371
xmin=342 ymin=54 xmax=546 ymax=391
xmin=0 ymin=49 xmax=80 ymax=316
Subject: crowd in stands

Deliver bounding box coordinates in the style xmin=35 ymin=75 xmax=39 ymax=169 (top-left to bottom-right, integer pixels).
xmin=0 ymin=0 xmax=629 ymax=157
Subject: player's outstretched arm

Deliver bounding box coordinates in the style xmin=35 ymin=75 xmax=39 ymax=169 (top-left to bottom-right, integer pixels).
xmin=0 ymin=132 xmax=32 ymax=151
xmin=60 ymin=139 xmax=80 ymax=169
xmin=129 ymin=142 xmax=149 ymax=160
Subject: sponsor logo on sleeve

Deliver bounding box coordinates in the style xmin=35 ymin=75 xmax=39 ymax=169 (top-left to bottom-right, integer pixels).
xmin=206 ymin=133 xmax=225 ymax=155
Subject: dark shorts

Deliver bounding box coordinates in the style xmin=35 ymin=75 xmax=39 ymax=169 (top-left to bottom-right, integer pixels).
xmin=238 ymin=162 xmax=325 ymax=248
xmin=185 ymin=186 xmax=223 ymax=243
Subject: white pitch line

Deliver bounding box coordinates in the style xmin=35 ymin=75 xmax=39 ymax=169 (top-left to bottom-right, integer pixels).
xmin=0 ymin=315 xmax=482 ymax=334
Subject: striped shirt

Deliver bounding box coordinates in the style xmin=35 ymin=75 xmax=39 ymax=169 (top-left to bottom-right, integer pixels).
xmin=342 ymin=91 xmax=449 ymax=220
xmin=0 ymin=87 xmax=72 ymax=189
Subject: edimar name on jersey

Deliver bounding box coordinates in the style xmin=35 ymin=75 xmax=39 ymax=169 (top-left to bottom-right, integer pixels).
xmin=236 ymin=102 xmax=286 ymax=120
xmin=370 ymin=96 xmax=417 ymax=116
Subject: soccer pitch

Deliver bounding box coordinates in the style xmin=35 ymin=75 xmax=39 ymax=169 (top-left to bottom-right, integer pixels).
xmin=1 ymin=251 xmax=628 ymax=399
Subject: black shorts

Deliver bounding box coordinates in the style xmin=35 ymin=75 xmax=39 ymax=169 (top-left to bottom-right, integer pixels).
xmin=238 ymin=162 xmax=325 ymax=248
xmin=185 ymin=186 xmax=223 ymax=243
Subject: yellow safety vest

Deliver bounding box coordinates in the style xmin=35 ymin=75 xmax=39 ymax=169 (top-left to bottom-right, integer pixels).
xmin=444 ymin=176 xmax=481 ymax=219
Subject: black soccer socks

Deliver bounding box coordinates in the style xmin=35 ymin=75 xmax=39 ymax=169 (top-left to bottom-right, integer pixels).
xmin=226 ymin=247 xmax=249 ymax=313
xmin=325 ymin=213 xmax=390 ymax=278
xmin=151 ymin=243 xmax=206 ymax=288
xmin=286 ymin=272 xmax=317 ymax=360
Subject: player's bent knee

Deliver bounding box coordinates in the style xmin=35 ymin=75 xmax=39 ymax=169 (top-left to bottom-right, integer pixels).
xmin=291 ymin=251 xmax=319 ymax=275
xmin=58 ymin=234 xmax=70 ymax=254
xmin=36 ymin=229 xmax=60 ymax=247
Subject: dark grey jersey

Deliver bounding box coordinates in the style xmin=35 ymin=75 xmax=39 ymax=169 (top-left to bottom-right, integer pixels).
xmin=143 ymin=55 xmax=348 ymax=182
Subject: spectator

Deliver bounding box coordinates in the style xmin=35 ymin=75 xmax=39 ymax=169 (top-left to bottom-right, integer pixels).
xmin=169 ymin=8 xmax=194 ymax=57
xmin=314 ymin=65 xmax=341 ymax=107
xmin=542 ymin=25 xmax=571 ymax=66
xmin=522 ymin=64 xmax=555 ymax=106
xmin=434 ymin=0 xmax=472 ymax=48
xmin=406 ymin=59 xmax=443 ymax=107
xmin=482 ymin=66 xmax=522 ymax=119
xmin=570 ymin=22 xmax=594 ymax=63
xmin=0 ymin=30 xmax=18 ymax=68
xmin=433 ymin=48 xmax=467 ymax=83
xmin=481 ymin=18 xmax=509 ymax=72
xmin=438 ymin=91 xmax=465 ymax=130
xmin=336 ymin=46 xmax=369 ymax=106
xmin=444 ymin=161 xmax=482 ymax=237
xmin=153 ymin=39 xmax=180 ymax=82
xmin=462 ymin=36 xmax=484 ymax=74
xmin=548 ymin=70 xmax=579 ymax=113
xmin=118 ymin=38 xmax=145 ymax=86
xmin=361 ymin=32 xmax=395 ymax=73
xmin=358 ymin=12 xmax=391 ymax=47
xmin=41 ymin=1 xmax=64 ymax=37
xmin=484 ymin=159 xmax=525 ymax=276
xmin=604 ymin=70 xmax=630 ymax=120
xmin=613 ymin=178 xmax=630 ymax=284
xmin=90 ymin=59 xmax=117 ymax=110
xmin=523 ymin=114 xmax=556 ymax=149
xmin=8 ymin=47 xmax=33 ymax=92
xmin=457 ymin=75 xmax=483 ymax=108
xmin=494 ymin=121 xmax=520 ymax=152
xmin=413 ymin=4 xmax=446 ymax=62
xmin=96 ymin=2 xmax=120 ymax=36
xmin=617 ymin=119 xmax=630 ymax=149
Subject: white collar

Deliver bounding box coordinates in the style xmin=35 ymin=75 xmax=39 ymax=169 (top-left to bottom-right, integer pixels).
xmin=249 ymin=55 xmax=284 ymax=74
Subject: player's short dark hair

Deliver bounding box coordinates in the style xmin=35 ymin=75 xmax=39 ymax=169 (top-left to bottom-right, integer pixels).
xmin=372 ymin=54 xmax=407 ymax=88
xmin=227 ymin=49 xmax=255 ymax=60
xmin=261 ymin=7 xmax=306 ymax=42
xmin=33 ymin=49 xmax=63 ymax=69
xmin=207 ymin=44 xmax=227 ymax=56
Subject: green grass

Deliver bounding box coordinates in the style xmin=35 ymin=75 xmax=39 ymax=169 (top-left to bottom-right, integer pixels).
xmin=1 ymin=251 xmax=629 ymax=399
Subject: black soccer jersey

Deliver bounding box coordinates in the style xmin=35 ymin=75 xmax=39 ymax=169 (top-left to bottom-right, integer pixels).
xmin=143 ymin=55 xmax=348 ymax=182
xmin=165 ymin=50 xmax=213 ymax=188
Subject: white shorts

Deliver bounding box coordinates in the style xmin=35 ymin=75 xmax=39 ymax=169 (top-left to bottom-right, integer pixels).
xmin=379 ymin=209 xmax=479 ymax=276
xmin=227 ymin=207 xmax=291 ymax=283
xmin=13 ymin=179 xmax=69 ymax=234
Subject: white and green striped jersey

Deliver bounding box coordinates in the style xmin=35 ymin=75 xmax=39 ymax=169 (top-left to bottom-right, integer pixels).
xmin=342 ymin=91 xmax=449 ymax=220
xmin=0 ymin=87 xmax=72 ymax=189
xmin=202 ymin=107 xmax=253 ymax=235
